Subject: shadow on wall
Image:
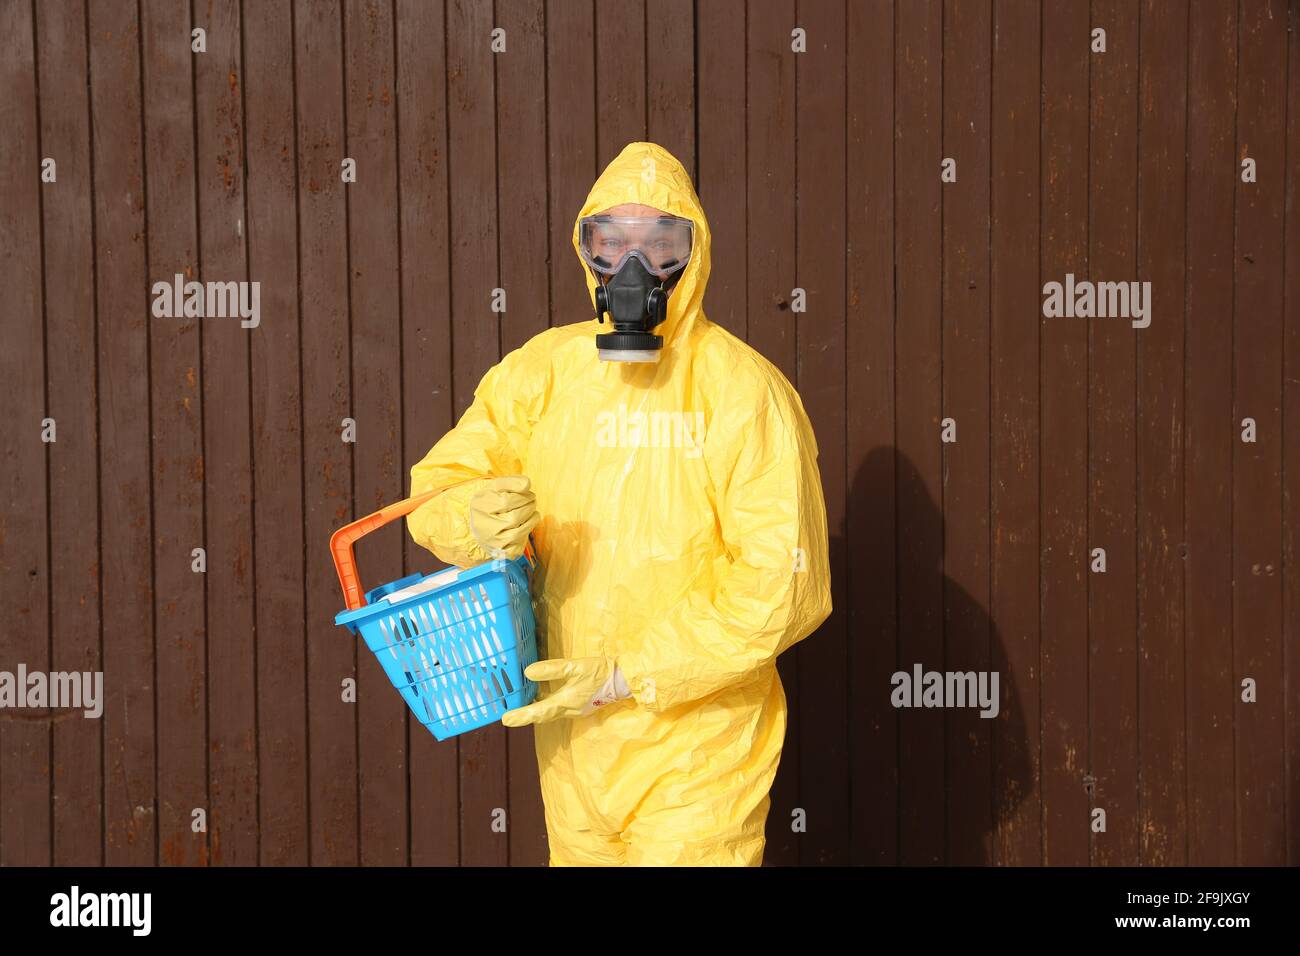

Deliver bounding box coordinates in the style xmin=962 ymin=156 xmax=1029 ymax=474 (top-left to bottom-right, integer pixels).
xmin=775 ymin=446 xmax=1034 ymax=865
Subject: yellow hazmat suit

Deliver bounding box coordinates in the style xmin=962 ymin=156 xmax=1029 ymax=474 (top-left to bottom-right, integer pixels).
xmin=407 ymin=142 xmax=832 ymax=866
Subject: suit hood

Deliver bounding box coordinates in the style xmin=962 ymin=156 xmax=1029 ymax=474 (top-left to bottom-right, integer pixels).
xmin=572 ymin=142 xmax=711 ymax=351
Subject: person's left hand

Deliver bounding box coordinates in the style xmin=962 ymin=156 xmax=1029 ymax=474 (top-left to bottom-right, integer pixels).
xmin=501 ymin=656 xmax=631 ymax=727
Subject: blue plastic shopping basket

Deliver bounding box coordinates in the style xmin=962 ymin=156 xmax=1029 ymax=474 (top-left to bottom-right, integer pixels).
xmin=330 ymin=490 xmax=540 ymax=741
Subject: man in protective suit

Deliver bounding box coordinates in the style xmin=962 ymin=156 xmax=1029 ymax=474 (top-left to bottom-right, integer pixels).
xmin=407 ymin=142 xmax=832 ymax=866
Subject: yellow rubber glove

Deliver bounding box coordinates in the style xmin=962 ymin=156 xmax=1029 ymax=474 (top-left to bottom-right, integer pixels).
xmin=501 ymin=657 xmax=631 ymax=727
xmin=468 ymin=475 xmax=540 ymax=560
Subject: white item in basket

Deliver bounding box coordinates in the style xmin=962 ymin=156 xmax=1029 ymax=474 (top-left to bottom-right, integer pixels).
xmin=383 ymin=566 xmax=461 ymax=606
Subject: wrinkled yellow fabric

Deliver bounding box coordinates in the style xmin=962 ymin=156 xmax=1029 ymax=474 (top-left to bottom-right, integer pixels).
xmin=407 ymin=142 xmax=832 ymax=867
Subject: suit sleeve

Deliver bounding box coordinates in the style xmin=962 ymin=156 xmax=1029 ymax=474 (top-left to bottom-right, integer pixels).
xmin=407 ymin=340 xmax=547 ymax=568
xmin=613 ymin=375 xmax=833 ymax=712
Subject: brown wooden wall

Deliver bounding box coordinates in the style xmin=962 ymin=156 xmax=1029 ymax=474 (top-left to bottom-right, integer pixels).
xmin=1 ymin=0 xmax=1297 ymax=867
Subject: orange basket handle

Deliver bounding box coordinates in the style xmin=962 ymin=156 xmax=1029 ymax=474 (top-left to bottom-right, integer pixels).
xmin=331 ymin=490 xmax=439 ymax=611
xmin=331 ymin=487 xmax=540 ymax=611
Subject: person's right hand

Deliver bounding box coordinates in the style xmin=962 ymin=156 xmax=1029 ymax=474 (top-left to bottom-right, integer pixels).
xmin=468 ymin=475 xmax=540 ymax=559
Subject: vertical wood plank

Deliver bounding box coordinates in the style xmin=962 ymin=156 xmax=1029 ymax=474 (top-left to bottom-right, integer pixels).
xmin=989 ymin=0 xmax=1041 ymax=867
xmin=141 ymin=0 xmax=208 ymax=867
xmin=494 ymin=0 xmax=550 ymax=867
xmin=395 ymin=0 xmax=459 ymax=868
xmin=1038 ymin=0 xmax=1091 ymax=868
xmin=1184 ymin=0 xmax=1237 ymax=867
xmin=646 ymin=0 xmax=694 ymax=176
xmin=846 ymin=0 xmax=897 ymax=866
xmin=695 ymin=0 xmax=746 ymax=337
xmin=594 ymin=0 xmax=646 ymax=169
xmin=894 ymin=0 xmax=944 ymax=866
xmin=0 ymin=0 xmax=51 ymax=868
xmin=445 ymin=0 xmax=506 ymax=867
xmin=1087 ymin=0 xmax=1140 ymax=867
xmin=746 ymin=0 xmax=798 ymax=865
xmin=940 ymin=0 xmax=992 ymax=865
xmin=1283 ymin=0 xmax=1300 ymax=867
xmin=296 ymin=0 xmax=359 ymax=866
xmin=1232 ymin=0 xmax=1287 ymax=865
xmin=245 ymin=0 xmax=309 ymax=865
xmin=194 ymin=0 xmax=258 ymax=866
xmin=794 ymin=0 xmax=847 ymax=867
xmin=36 ymin=0 xmax=105 ymax=866
xmin=545 ymin=0 xmax=595 ymax=332
xmin=88 ymin=0 xmax=157 ymax=867
xmin=343 ymin=0 xmax=408 ymax=866
xmin=496 ymin=0 xmax=550 ymax=368
xmin=1135 ymin=0 xmax=1188 ymax=866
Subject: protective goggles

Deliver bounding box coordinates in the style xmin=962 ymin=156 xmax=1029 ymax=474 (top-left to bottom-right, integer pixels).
xmin=578 ymin=214 xmax=694 ymax=278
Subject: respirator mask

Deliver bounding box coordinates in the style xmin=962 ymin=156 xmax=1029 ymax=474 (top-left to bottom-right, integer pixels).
xmin=578 ymin=213 xmax=694 ymax=362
